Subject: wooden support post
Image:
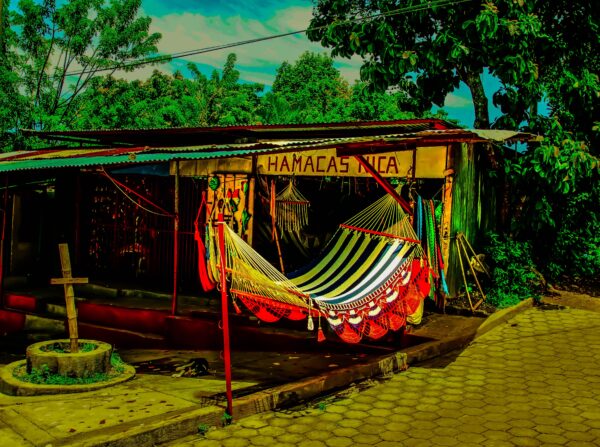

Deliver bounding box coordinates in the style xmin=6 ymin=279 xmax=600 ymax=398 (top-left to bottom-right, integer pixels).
xmin=246 ymin=177 xmax=255 ymax=245
xmin=441 ymin=169 xmax=454 ymax=275
xmin=270 ymin=179 xmax=285 ymax=273
xmin=0 ymin=175 xmax=7 ymax=307
xmin=217 ymin=214 xmax=233 ymax=418
xmin=51 ymin=244 xmax=88 ymax=353
xmin=0 ymin=0 xmax=4 ymax=38
xmin=353 ymin=155 xmax=413 ymax=215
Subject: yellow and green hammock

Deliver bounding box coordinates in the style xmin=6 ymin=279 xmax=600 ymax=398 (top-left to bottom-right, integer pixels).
xmin=205 ymin=191 xmax=431 ymax=344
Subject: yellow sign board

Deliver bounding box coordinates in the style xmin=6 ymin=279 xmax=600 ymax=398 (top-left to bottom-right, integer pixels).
xmin=257 ymin=146 xmax=447 ymax=179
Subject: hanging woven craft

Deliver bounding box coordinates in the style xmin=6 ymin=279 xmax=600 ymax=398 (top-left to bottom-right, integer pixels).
xmin=275 ymin=181 xmax=310 ymax=232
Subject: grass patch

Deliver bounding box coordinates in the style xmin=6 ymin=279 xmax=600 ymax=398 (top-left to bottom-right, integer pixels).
xmin=39 ymin=341 xmax=97 ymax=353
xmin=13 ymin=353 xmax=130 ymax=385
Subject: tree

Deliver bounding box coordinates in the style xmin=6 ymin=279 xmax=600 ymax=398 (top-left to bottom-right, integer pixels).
xmin=264 ymin=51 xmax=351 ymax=124
xmin=4 ymin=0 xmax=161 ymax=148
xmin=308 ymin=0 xmax=598 ymax=135
xmin=260 ymin=52 xmax=448 ymax=124
xmin=191 ymin=54 xmax=263 ymax=126
xmin=75 ymin=70 xmax=203 ymax=129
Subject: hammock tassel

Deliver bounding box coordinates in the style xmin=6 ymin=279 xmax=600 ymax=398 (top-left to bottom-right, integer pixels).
xmin=307 ymin=314 xmax=314 ymax=331
xmin=317 ymin=327 xmax=326 ymax=342
xmin=317 ymin=316 xmax=326 ymax=342
xmin=440 ymin=270 xmax=449 ymax=295
xmin=233 ymin=300 xmax=242 ymax=315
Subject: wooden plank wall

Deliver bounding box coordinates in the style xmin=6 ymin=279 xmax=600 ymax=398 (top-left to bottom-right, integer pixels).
xmin=446 ymin=142 xmax=498 ymax=297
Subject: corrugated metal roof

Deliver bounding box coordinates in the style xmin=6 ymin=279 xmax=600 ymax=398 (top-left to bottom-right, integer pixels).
xmin=20 ymin=119 xmax=454 ymax=148
xmin=0 ymin=129 xmax=539 ymax=173
xmin=0 ymin=147 xmax=267 ymax=173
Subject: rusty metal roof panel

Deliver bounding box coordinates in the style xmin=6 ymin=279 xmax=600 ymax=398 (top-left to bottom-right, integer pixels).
xmin=0 ymin=129 xmax=539 ymax=173
xmin=19 ymin=119 xmax=456 ymax=147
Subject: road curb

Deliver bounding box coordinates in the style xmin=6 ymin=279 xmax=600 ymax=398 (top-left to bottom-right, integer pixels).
xmin=3 ymin=299 xmax=536 ymax=447
xmin=474 ymin=298 xmax=534 ymax=339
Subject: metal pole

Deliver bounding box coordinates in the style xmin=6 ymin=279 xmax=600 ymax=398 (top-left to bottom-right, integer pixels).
xmin=171 ymin=161 xmax=179 ymax=316
xmin=217 ymin=213 xmax=233 ymax=418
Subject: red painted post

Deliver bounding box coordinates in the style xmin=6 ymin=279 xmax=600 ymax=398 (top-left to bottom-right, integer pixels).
xmin=171 ymin=161 xmax=180 ymax=316
xmin=171 ymin=215 xmax=179 ymax=316
xmin=217 ymin=213 xmax=234 ymax=418
xmin=354 ymin=155 xmax=413 ymax=215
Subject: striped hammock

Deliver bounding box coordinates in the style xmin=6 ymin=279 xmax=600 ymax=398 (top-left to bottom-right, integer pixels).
xmin=207 ymin=190 xmax=431 ymax=343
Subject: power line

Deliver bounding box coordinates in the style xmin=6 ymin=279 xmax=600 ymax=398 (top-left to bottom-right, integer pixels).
xmin=60 ymin=0 xmax=476 ymax=77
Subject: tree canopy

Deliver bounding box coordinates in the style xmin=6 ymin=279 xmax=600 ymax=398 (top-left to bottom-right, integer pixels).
xmin=308 ymin=0 xmax=598 ymax=139
xmin=1 ymin=0 xmax=161 ymax=147
xmin=260 ymin=51 xmax=442 ymax=124
xmin=69 ymin=51 xmax=441 ymax=131
xmin=75 ymin=54 xmax=265 ymax=129
xmin=267 ymin=51 xmax=350 ymax=123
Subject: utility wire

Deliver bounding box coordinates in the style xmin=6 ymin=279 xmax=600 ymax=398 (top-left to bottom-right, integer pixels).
xmin=60 ymin=0 xmax=476 ymax=77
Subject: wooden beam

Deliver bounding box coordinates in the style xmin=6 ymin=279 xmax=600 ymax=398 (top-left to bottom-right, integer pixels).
xmin=50 ymin=277 xmax=88 ymax=285
xmin=353 ymin=155 xmax=413 ymax=215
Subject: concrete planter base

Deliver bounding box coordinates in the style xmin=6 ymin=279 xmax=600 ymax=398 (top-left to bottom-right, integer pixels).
xmin=0 ymin=338 xmax=136 ymax=396
xmin=26 ymin=339 xmax=112 ymax=377
xmin=0 ymin=360 xmax=136 ymax=396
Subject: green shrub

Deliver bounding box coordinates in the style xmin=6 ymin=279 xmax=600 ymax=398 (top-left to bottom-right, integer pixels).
xmin=485 ymin=233 xmax=541 ymax=308
xmin=503 ymin=121 xmax=599 ymax=284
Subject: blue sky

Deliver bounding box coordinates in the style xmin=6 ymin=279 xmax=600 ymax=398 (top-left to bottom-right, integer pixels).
xmin=136 ymin=0 xmax=491 ymax=126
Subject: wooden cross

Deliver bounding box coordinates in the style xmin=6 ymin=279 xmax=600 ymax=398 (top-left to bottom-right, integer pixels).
xmin=50 ymin=244 xmax=88 ymax=353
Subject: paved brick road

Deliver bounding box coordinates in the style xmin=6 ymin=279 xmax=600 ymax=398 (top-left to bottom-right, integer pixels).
xmin=168 ymin=305 xmax=600 ymax=447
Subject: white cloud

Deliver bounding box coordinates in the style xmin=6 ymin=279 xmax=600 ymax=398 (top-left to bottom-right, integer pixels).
xmin=134 ymin=6 xmax=363 ymax=86
xmin=444 ymin=92 xmax=472 ymax=108
xmin=335 ymin=55 xmax=365 ymax=84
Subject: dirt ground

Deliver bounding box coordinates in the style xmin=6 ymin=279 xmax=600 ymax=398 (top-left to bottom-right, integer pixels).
xmin=542 ymin=288 xmax=600 ymax=313
xmin=553 ymin=278 xmax=600 ymax=297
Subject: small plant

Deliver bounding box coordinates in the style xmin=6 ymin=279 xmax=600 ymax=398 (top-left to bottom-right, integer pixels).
xmin=221 ymin=411 xmax=233 ymax=426
xmin=110 ymin=352 xmax=126 ymax=373
xmin=197 ymin=423 xmax=210 ymax=435
xmin=317 ymin=402 xmax=327 ymax=411
xmin=80 ymin=343 xmax=97 ymax=353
